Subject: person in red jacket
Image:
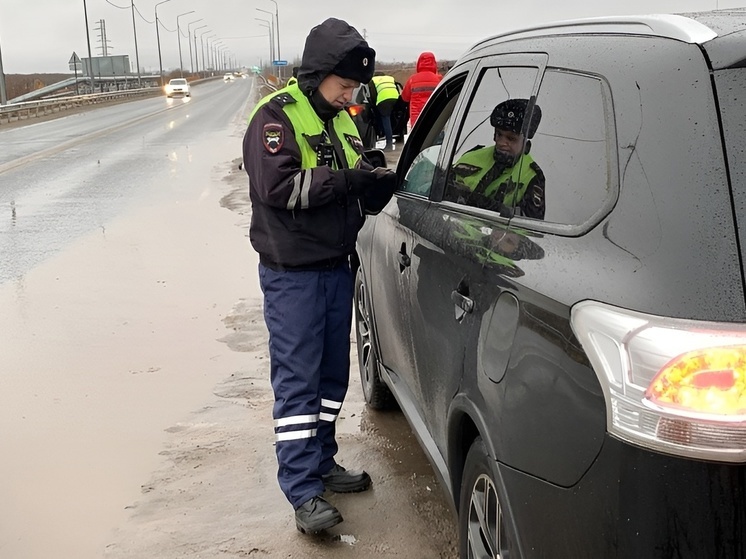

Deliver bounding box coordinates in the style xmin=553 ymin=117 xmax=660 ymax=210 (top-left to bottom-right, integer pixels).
xmin=401 ymin=51 xmax=443 ymax=128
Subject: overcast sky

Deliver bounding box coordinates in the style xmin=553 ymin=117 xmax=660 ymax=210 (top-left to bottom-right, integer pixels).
xmin=0 ymin=0 xmax=743 ymax=74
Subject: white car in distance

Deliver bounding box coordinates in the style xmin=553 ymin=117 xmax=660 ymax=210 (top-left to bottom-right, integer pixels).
xmin=164 ymin=78 xmax=190 ymax=98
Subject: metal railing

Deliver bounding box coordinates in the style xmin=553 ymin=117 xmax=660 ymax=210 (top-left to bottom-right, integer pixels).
xmin=0 ymin=87 xmax=161 ymax=126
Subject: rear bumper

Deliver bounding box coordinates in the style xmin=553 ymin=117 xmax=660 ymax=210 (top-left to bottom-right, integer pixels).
xmin=499 ymin=435 xmax=746 ymax=557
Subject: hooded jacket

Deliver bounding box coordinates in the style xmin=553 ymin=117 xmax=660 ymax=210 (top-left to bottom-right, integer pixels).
xmin=243 ymin=18 xmax=389 ymax=270
xmin=401 ymin=52 xmax=443 ymax=127
xmin=297 ymin=18 xmax=373 ymax=96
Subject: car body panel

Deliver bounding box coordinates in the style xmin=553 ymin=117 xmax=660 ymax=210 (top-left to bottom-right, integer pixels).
xmin=355 ymin=11 xmax=746 ymax=557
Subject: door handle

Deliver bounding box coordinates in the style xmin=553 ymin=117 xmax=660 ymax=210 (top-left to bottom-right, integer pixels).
xmin=451 ymin=290 xmax=474 ymax=314
xmin=398 ymin=242 xmax=411 ymax=272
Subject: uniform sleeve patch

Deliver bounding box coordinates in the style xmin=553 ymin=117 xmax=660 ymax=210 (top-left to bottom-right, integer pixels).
xmin=263 ymin=123 xmax=284 ymax=154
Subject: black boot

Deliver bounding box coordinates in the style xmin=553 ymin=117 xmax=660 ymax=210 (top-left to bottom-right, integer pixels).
xmin=294 ymin=496 xmax=343 ymax=534
xmin=322 ymin=464 xmax=372 ymax=493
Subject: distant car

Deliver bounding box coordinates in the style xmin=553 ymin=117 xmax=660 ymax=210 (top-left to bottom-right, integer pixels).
xmin=223 ymin=73 xmax=235 ymax=82
xmin=164 ymin=78 xmax=190 ymax=98
xmin=345 ymin=82 xmax=408 ymax=149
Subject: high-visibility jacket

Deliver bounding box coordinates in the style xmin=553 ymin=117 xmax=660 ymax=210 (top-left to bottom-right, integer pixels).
xmin=452 ymin=146 xmax=538 ymax=207
xmin=371 ymin=75 xmax=399 ymax=105
xmin=245 ymin=82 xmax=367 ymax=268
xmin=249 ymin=81 xmax=362 ymax=170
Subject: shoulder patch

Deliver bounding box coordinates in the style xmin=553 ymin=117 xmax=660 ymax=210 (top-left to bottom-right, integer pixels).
xmin=344 ymin=133 xmax=365 ymax=155
xmin=263 ymin=123 xmax=285 ymax=154
xmin=272 ymin=93 xmax=297 ymax=107
xmin=453 ymin=162 xmax=482 ymax=176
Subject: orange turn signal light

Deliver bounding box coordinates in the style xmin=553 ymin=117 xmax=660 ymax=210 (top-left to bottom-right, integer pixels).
xmin=645 ymin=346 xmax=746 ymax=415
xmin=346 ymin=104 xmax=364 ymax=118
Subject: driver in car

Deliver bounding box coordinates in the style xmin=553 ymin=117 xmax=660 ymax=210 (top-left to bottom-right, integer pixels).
xmin=449 ymin=98 xmax=545 ymax=219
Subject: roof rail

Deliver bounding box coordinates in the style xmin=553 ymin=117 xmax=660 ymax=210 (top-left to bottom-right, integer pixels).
xmin=471 ymin=14 xmax=718 ymax=51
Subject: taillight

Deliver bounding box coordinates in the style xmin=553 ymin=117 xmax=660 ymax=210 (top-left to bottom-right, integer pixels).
xmin=572 ymin=301 xmax=746 ymax=463
xmin=347 ymin=104 xmax=364 ymax=118
xmin=646 ymin=347 xmax=746 ymax=415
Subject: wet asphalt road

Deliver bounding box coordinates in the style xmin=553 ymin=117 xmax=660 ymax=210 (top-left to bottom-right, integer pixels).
xmin=0 ymin=77 xmax=457 ymax=559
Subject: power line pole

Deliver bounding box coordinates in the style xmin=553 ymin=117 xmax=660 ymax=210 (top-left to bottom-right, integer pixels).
xmin=83 ymin=0 xmax=96 ymax=92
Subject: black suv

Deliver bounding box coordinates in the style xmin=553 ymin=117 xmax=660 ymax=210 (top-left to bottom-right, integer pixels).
xmin=354 ymin=10 xmax=746 ymax=559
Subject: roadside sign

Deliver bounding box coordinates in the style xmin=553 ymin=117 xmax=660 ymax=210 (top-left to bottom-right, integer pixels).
xmin=68 ymin=52 xmax=82 ymax=72
xmin=272 ymin=60 xmax=288 ymax=66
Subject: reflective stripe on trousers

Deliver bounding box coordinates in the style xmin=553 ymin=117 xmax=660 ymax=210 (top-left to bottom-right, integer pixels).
xmin=259 ymin=262 xmax=353 ymax=508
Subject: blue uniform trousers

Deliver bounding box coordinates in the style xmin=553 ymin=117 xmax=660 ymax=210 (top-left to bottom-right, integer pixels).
xmin=258 ymin=262 xmax=353 ymax=509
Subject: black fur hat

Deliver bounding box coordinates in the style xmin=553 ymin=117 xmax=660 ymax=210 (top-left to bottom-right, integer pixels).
xmin=490 ymin=98 xmax=542 ymax=139
xmin=331 ymin=45 xmax=376 ymax=83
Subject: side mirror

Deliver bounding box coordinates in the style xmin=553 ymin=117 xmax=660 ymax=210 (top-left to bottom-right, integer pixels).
xmin=364 ymin=149 xmax=387 ymax=169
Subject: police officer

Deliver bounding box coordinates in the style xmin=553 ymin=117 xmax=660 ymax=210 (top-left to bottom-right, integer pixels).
xmin=369 ymin=72 xmax=400 ymax=151
xmin=242 ymin=18 xmax=397 ymax=534
xmin=451 ymin=98 xmax=545 ymax=219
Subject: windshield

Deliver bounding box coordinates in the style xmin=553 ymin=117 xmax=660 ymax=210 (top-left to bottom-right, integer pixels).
xmin=170 ymin=79 xmax=187 ymax=85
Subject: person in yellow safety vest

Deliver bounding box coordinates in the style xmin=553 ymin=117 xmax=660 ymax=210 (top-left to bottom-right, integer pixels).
xmin=242 ymin=17 xmax=397 ymax=536
xmin=449 ymin=98 xmax=546 ymax=219
xmin=369 ymin=73 xmax=400 ymax=151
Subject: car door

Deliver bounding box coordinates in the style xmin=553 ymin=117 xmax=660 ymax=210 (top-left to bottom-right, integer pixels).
xmin=402 ymin=55 xmax=547 ymax=455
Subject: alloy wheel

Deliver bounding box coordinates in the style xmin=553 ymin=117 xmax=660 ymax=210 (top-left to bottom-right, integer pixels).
xmin=466 ymin=474 xmax=505 ymax=559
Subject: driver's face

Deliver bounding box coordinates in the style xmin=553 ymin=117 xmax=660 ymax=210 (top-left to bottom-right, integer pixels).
xmin=494 ymin=128 xmax=525 ymax=158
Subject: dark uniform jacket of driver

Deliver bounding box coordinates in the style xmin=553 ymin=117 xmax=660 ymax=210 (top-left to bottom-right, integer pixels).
xmin=243 ymin=25 xmax=370 ymax=271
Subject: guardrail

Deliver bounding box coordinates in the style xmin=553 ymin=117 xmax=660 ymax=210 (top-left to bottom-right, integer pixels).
xmin=0 ymin=87 xmax=161 ymax=126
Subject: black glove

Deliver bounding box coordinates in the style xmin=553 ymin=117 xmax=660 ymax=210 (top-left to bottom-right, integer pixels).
xmin=342 ymin=168 xmax=380 ymax=195
xmin=342 ymin=168 xmax=397 ymax=214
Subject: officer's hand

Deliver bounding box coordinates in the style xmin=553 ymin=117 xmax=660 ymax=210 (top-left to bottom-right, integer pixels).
xmin=342 ymin=169 xmax=381 ymax=195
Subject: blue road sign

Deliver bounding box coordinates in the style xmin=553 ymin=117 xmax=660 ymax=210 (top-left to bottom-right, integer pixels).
xmin=272 ymin=60 xmax=288 ymax=66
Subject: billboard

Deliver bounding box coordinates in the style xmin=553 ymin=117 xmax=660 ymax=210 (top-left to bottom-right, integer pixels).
xmin=81 ymin=55 xmax=132 ymax=77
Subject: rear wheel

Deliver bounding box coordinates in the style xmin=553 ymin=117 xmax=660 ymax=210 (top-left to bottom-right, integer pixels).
xmin=459 ymin=438 xmax=511 ymax=559
xmin=353 ymin=266 xmax=396 ymax=409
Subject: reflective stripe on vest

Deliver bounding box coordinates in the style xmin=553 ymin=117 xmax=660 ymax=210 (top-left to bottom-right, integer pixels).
xmin=372 ymin=75 xmax=399 ymax=104
xmin=455 ymin=146 xmax=537 ymax=206
xmin=248 ymin=82 xmax=362 ymax=170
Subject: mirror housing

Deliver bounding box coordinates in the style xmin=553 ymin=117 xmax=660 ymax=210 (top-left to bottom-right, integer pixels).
xmin=364 ymin=149 xmax=387 ymax=169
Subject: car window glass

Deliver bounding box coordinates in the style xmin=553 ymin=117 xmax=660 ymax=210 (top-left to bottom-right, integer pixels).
xmin=530 ymin=70 xmax=612 ymax=226
xmin=444 ymin=67 xmax=540 ymax=217
xmin=399 ymin=77 xmax=465 ymax=197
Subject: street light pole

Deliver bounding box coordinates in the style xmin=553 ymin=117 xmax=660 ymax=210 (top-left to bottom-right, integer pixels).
xmin=256 ymin=9 xmax=274 ymax=63
xmin=154 ymin=0 xmax=175 ymax=87
xmin=188 ymin=21 xmax=205 ymax=74
xmin=204 ymin=34 xmax=216 ymax=73
xmin=176 ymin=10 xmax=195 ymax=77
xmin=256 ymin=21 xmax=272 ymax=73
xmin=197 ymin=29 xmax=211 ymax=76
xmin=268 ymin=0 xmax=281 ymax=77
xmin=0 ymin=36 xmax=7 ymax=105
xmin=130 ymin=0 xmax=142 ymax=86
xmin=82 ymin=0 xmax=96 ymax=92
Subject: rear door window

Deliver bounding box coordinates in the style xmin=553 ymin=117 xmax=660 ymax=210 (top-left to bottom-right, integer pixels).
xmin=529 ymin=69 xmax=615 ymax=229
xmin=444 ymin=66 xmax=541 ymax=219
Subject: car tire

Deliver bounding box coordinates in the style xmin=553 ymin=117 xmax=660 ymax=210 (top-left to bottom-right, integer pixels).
xmin=353 ymin=266 xmax=396 ymax=409
xmin=459 ymin=437 xmax=511 ymax=559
